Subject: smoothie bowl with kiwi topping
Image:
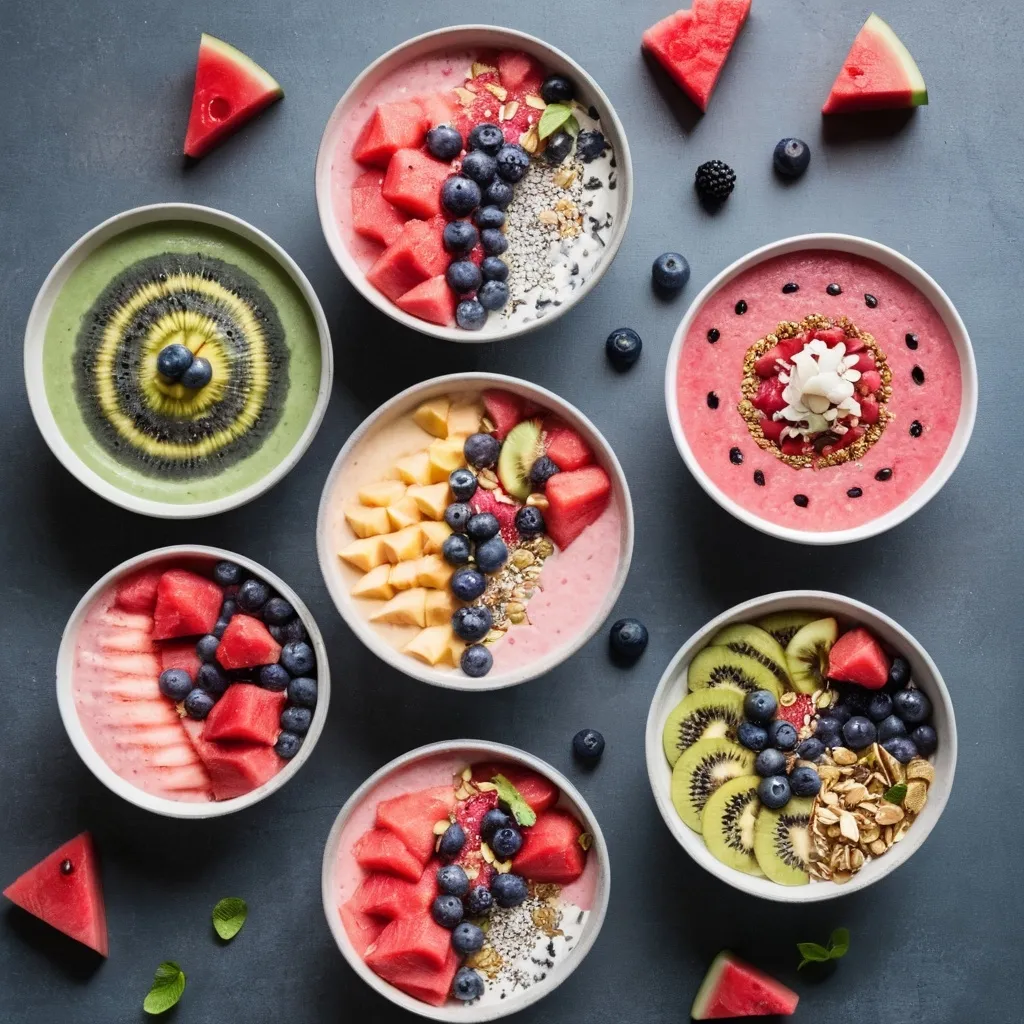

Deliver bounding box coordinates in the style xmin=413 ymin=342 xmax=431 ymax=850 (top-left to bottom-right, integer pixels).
xmin=25 ymin=204 xmax=332 ymax=517
xmin=317 ymin=374 xmax=633 ymax=690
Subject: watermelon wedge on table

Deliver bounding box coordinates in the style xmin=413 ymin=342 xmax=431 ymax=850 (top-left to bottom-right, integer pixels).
xmin=822 ymin=14 xmax=928 ymax=114
xmin=691 ymin=950 xmax=799 ymax=1018
xmin=183 ymin=34 xmax=283 ymax=158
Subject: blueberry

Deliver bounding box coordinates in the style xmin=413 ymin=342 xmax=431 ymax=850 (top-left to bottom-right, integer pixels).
xmin=467 ymin=512 xmax=500 ymax=542
xmin=456 ymin=299 xmax=488 ymax=331
xmin=480 ymin=228 xmax=508 ymax=256
xmin=838 ymin=686 xmax=871 ymax=713
xmin=813 ymin=716 xmax=843 ymax=746
xmin=444 ymin=502 xmax=473 ymax=532
xmin=888 ymin=656 xmax=910 ymax=688
xmin=269 ymin=619 xmax=307 ymax=645
xmin=159 ymin=668 xmax=193 ymax=701
xmin=461 ymin=149 xmax=497 ymax=186
xmin=755 ymin=747 xmax=787 ymax=777
xmin=543 ymin=129 xmax=574 ymax=164
xmin=197 ymin=662 xmax=229 ymax=696
xmin=789 ymin=765 xmax=821 ymax=798
xmin=449 ymin=468 xmax=478 ymax=502
xmin=156 ymin=343 xmax=194 ymax=379
xmin=743 ymin=690 xmax=778 ymax=724
xmin=514 ymin=505 xmax=545 ymax=538
xmin=490 ymin=873 xmax=528 ymax=908
xmin=464 ymin=433 xmax=501 ymax=469
xmin=475 ymin=536 xmax=508 ymax=574
xmin=431 ymin=893 xmax=464 ymax=929
xmin=196 ymin=634 xmax=220 ymax=663
xmin=213 ymin=560 xmax=243 ymax=586
xmin=441 ymin=175 xmax=481 ymax=217
xmin=609 ymin=618 xmax=648 ymax=660
xmin=212 ymin=618 xmax=229 ymax=639
xmin=575 ymin=129 xmax=607 ymax=162
xmin=478 ymin=279 xmax=509 ymax=311
xmin=436 ymin=864 xmax=470 ymax=897
xmin=452 ymin=921 xmax=485 ymax=955
xmin=882 ymin=737 xmax=919 ymax=764
xmin=181 ymin=357 xmax=212 ymax=389
xmin=465 ymin=886 xmax=493 ymax=916
xmin=442 ymin=533 xmax=473 ymax=567
xmin=768 ymin=719 xmax=798 ymax=751
xmin=443 ymin=219 xmax=479 ymax=255
xmin=439 ymin=822 xmax=466 ymax=860
xmin=758 ymin=775 xmax=792 ymax=810
xmin=451 ymin=568 xmax=486 ymax=601
xmin=867 ymin=692 xmax=893 ymax=722
xmin=605 ymin=327 xmax=642 ymax=369
xmin=573 ymin=728 xmax=605 ymax=764
xmin=274 ymin=731 xmax=302 ymax=759
xmin=481 ymin=256 xmax=509 ymax=282
xmin=829 ymin=703 xmax=853 ymax=725
xmin=447 ymin=259 xmax=482 ymax=294
xmin=737 ymin=722 xmax=769 ymax=752
xmin=797 ymin=737 xmax=825 ymax=762
xmin=453 ymin=967 xmax=485 ymax=1002
xmin=496 ymin=144 xmax=530 ymax=183
xmin=184 ymin=689 xmax=215 ymax=719
xmin=652 ymin=252 xmax=690 ymax=291
xmin=483 ymin=178 xmax=514 ymax=209
xmin=529 ymin=456 xmax=559 ymax=487
xmin=541 ymin=74 xmax=574 ymax=104
xmin=481 ymin=810 xmax=511 ymax=843
xmin=473 ymin=205 xmax=505 ymax=230
xmin=280 ymin=641 xmax=316 ymax=677
xmin=426 ymin=124 xmax=463 ymax=162
xmin=910 ymin=724 xmax=938 ymax=756
xmin=220 ymin=597 xmax=238 ymax=620
xmin=842 ymin=715 xmax=877 ymax=750
xmin=237 ymin=578 xmax=270 ymax=612
xmin=281 ymin=705 xmax=312 ymax=735
xmin=460 ymin=644 xmax=493 ymax=678
xmin=877 ymin=714 xmax=907 ymax=743
xmin=773 ymin=137 xmax=811 ymax=179
xmin=259 ymin=663 xmax=291 ymax=691
xmin=490 ymin=826 xmax=523 ymax=860
xmin=288 ymin=676 xmax=317 ymax=709
xmin=452 ymin=605 xmax=493 ymax=643
xmin=468 ymin=122 xmax=504 ymax=155
xmin=893 ymin=688 xmax=931 ymax=724
xmin=263 ymin=597 xmax=294 ymax=625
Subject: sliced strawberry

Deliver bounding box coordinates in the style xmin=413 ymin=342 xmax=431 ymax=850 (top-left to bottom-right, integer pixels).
xmin=820 ymin=426 xmax=864 ymax=457
xmin=852 ymin=351 xmax=876 ymax=372
xmin=469 ymin=489 xmax=520 ymax=546
xmin=760 ymin=419 xmax=786 ymax=443
xmin=844 ymin=333 xmax=867 ymax=353
xmin=781 ymin=438 xmax=810 ymax=456
xmin=752 ymin=377 xmax=787 ymax=416
xmin=859 ymin=370 xmax=882 ymax=393
xmin=754 ymin=346 xmax=786 ymax=378
xmin=813 ymin=326 xmax=848 ymax=346
xmin=859 ymin=397 xmax=880 ymax=424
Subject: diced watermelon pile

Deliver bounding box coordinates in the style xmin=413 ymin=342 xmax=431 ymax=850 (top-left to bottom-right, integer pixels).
xmin=182 ymin=718 xmax=283 ymax=801
xmin=339 ymin=900 xmax=386 ymax=957
xmin=116 ymin=568 xmax=163 ymax=613
xmin=691 ymin=951 xmax=799 ymax=1019
xmin=353 ymin=828 xmax=424 ymax=883
xmin=351 ymin=864 xmax=438 ymax=921
xmin=152 ymin=569 xmax=223 ymax=640
xmin=365 ymin=916 xmax=459 ymax=1006
xmin=375 ymin=787 xmax=456 ymax=864
xmin=395 ymin=275 xmax=456 ymax=326
xmin=382 ymin=148 xmax=451 ymax=219
xmin=216 ymin=614 xmax=281 ymax=669
xmin=544 ymin=466 xmax=612 ymax=550
xmin=203 ymin=683 xmax=287 ymax=745
xmin=351 ymin=170 xmax=407 ymax=247
xmin=512 ymin=809 xmax=587 ymax=884
xmin=543 ymin=417 xmax=594 ymax=471
xmin=828 ymin=627 xmax=891 ymax=689
xmin=353 ymin=100 xmax=428 ymax=168
xmin=366 ymin=217 xmax=447 ymax=303
xmin=472 ymin=762 xmax=559 ymax=814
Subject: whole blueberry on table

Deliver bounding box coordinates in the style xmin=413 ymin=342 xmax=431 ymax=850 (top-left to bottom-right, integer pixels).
xmin=789 ymin=766 xmax=822 ymax=798
xmin=812 ymin=715 xmax=843 ymax=746
xmin=755 ymin=747 xmax=787 ymax=778
xmin=465 ymin=886 xmax=493 ymax=917
xmin=887 ymin=656 xmax=910 ymax=688
xmin=893 ymin=688 xmax=931 ymax=724
xmin=159 ymin=668 xmax=193 ymax=701
xmin=426 ymin=124 xmax=463 ymax=162
xmin=605 ymin=327 xmax=642 ymax=369
xmin=287 ymin=676 xmax=317 ymax=709
xmin=274 ymin=731 xmax=302 ymax=759
xmin=495 ymin=143 xmax=530 ymax=183
xmin=456 ymin=299 xmax=488 ymax=331
xmin=572 ymin=728 xmax=606 ymax=764
xmin=441 ymin=175 xmax=482 ymax=217
xmin=180 ymin=357 xmax=212 ymax=389
xmin=743 ymin=689 xmax=777 ymax=724
xmin=529 ymin=456 xmax=559 ymax=487
xmin=468 ymin=122 xmax=504 ymax=155
xmin=453 ymin=967 xmax=485 ymax=1002
xmin=156 ymin=342 xmax=194 ymax=379
xmin=449 ymin=468 xmax=478 ymax=502
xmin=474 ymin=205 xmax=505 ymax=230
xmin=758 ymin=775 xmax=792 ymax=810
xmin=475 ymin=536 xmax=508 ymax=574
xmin=467 ymin=512 xmax=500 ymax=542
xmin=768 ymin=719 xmax=798 ymax=751
xmin=910 ymin=724 xmax=938 ymax=756
xmin=451 ymin=567 xmax=486 ymax=602
xmin=464 ymin=432 xmax=501 ymax=469
xmin=452 ymin=605 xmax=493 ymax=643
xmin=184 ymin=688 xmax=215 ymax=720
xmin=796 ymin=737 xmax=825 ymax=762
xmin=281 ymin=705 xmax=312 ymax=735
xmin=439 ymin=823 xmax=466 ymax=860
xmin=483 ymin=178 xmax=514 ymax=210
xmin=773 ymin=137 xmax=811 ymax=179
xmin=882 ymin=736 xmax=918 ymax=764
xmin=197 ymin=662 xmax=228 ymax=695
xmin=867 ymin=692 xmax=894 ymax=722
xmin=490 ymin=873 xmax=528 ymax=908
xmin=461 ymin=149 xmax=497 ymax=186
xmin=478 ymin=279 xmax=509 ymax=311
xmin=443 ymin=219 xmax=478 ymax=255
xmin=842 ymin=715 xmax=877 ymax=750
xmin=652 ymin=253 xmax=690 ymax=291
xmin=452 ymin=921 xmax=486 ymax=955
xmin=480 ymin=228 xmax=508 ymax=256
xmin=543 ymin=129 xmax=574 ymax=164
xmin=609 ymin=618 xmax=648 ymax=660
xmin=195 ymin=634 xmax=219 ymax=663
xmin=444 ymin=502 xmax=473 ymax=532
xmin=576 ymin=129 xmax=607 ymax=162
xmin=213 ymin=560 xmax=243 ymax=586
xmin=541 ymin=73 xmax=574 ymax=104
xmin=490 ymin=826 xmax=523 ymax=860
xmin=514 ymin=505 xmax=545 ymax=538
xmin=237 ymin=578 xmax=270 ymax=612
xmin=262 ymin=596 xmax=294 ymax=625
xmin=280 ymin=640 xmax=316 ymax=676
xmin=481 ymin=809 xmax=511 ymax=842
xmin=442 ymin=533 xmax=473 ymax=567
xmin=447 ymin=260 xmax=482 ymax=294
xmin=437 ymin=864 xmax=470 ymax=897
xmin=481 ymin=256 xmax=509 ymax=282
xmin=737 ymin=721 xmax=769 ymax=752
xmin=431 ymin=894 xmax=464 ymax=929
xmin=877 ymin=714 xmax=907 ymax=743
xmin=259 ymin=663 xmax=290 ymax=691
xmin=461 ymin=644 xmax=493 ymax=678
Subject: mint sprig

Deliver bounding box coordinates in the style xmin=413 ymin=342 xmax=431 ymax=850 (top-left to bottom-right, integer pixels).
xmin=883 ymin=783 xmax=907 ymax=804
xmin=538 ymin=103 xmax=578 ymax=140
xmin=143 ymin=961 xmax=186 ymax=1014
xmin=212 ymin=897 xmax=247 ymax=941
xmin=797 ymin=928 xmax=850 ymax=970
xmin=493 ymin=774 xmax=537 ymax=827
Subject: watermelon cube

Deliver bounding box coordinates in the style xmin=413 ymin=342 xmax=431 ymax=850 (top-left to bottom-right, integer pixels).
xmin=512 ymin=810 xmax=587 ymax=884
xmin=375 ymin=786 xmax=457 ymax=864
xmin=413 ymin=91 xmax=457 ymax=128
xmin=395 ymin=276 xmax=456 ymax=326
xmin=365 ymin=913 xmax=451 ymax=973
xmin=351 ymin=170 xmax=407 ymax=247
xmin=339 ymin=898 xmax=386 ymax=957
xmin=159 ymin=639 xmax=201 ymax=681
xmin=544 ymin=466 xmax=612 ymax=550
xmin=202 ymin=683 xmax=287 ymax=745
xmin=471 ymin=762 xmax=559 ymax=814
xmin=482 ymin=389 xmax=525 ymax=440
xmin=353 ymin=828 xmax=423 ymax=882
xmin=691 ymin=951 xmax=799 ymax=1019
xmin=543 ymin=417 xmax=594 ymax=471
xmin=382 ymin=149 xmax=451 ymax=219
xmin=351 ymin=865 xmax=437 ymax=921
xmin=497 ymin=49 xmax=544 ymax=92
xmin=116 ymin=568 xmax=163 ymax=614
xmin=353 ymin=101 xmax=428 ymax=168
xmin=752 ymin=377 xmax=787 ymax=417
xmin=366 ymin=218 xmax=447 ymax=302
xmin=386 ymin=947 xmax=459 ymax=1007
xmin=828 ymin=627 xmax=891 ymax=689
xmin=152 ymin=569 xmax=223 ymax=640
xmin=182 ymin=719 xmax=283 ymax=800
xmin=216 ymin=614 xmax=282 ymax=669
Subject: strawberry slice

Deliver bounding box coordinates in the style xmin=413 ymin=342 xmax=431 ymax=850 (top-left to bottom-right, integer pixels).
xmin=859 ymin=370 xmax=882 ymax=393
xmin=760 ymin=419 xmax=786 ymax=444
xmin=781 ymin=438 xmax=811 ymax=456
xmin=812 ymin=326 xmax=848 ymax=346
xmin=859 ymin=397 xmax=880 ymax=424
xmin=852 ymin=351 xmax=876 ymax=373
xmin=752 ymin=377 xmax=787 ymax=416
xmin=469 ymin=489 xmax=520 ymax=546
xmin=754 ymin=345 xmax=787 ymax=378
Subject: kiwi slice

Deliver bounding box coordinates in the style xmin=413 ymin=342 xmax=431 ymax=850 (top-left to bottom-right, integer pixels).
xmin=670 ymin=738 xmax=755 ymax=833
xmin=702 ymin=775 xmax=764 ymax=877
xmin=709 ymin=623 xmax=793 ymax=689
xmin=756 ymin=611 xmax=819 ymax=648
xmin=753 ymin=796 xmax=814 ymax=885
xmin=687 ymin=646 xmax=783 ymax=700
xmin=497 ymin=419 xmax=544 ymax=500
xmin=662 ymin=689 xmax=745 ymax=767
xmin=785 ymin=617 xmax=839 ymax=694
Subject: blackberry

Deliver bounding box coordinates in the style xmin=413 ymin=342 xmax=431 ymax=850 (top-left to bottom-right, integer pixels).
xmin=694 ymin=160 xmax=736 ymax=203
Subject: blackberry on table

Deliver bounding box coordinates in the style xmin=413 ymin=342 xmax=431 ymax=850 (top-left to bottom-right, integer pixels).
xmin=694 ymin=160 xmax=736 ymax=203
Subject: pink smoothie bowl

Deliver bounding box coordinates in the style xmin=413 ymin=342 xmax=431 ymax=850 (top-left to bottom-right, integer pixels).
xmin=56 ymin=545 xmax=331 ymax=819
xmin=321 ymin=740 xmax=611 ymax=1021
xmin=314 ymin=25 xmax=633 ymax=343
xmin=664 ymin=234 xmax=978 ymax=545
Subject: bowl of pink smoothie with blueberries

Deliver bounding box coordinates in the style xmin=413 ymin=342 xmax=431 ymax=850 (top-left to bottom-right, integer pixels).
xmin=322 ymin=741 xmax=609 ymax=1019
xmin=316 ymin=25 xmax=632 ymax=340
xmin=317 ymin=373 xmax=633 ymax=689
xmin=665 ymin=234 xmax=977 ymax=543
xmin=57 ymin=546 xmax=328 ymax=817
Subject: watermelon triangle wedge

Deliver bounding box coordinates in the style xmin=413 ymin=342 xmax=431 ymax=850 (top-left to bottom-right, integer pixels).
xmin=691 ymin=951 xmax=799 ymax=1018
xmin=822 ymin=14 xmax=928 ymax=114
xmin=4 ymin=833 xmax=108 ymax=956
xmin=184 ymin=34 xmax=283 ymax=158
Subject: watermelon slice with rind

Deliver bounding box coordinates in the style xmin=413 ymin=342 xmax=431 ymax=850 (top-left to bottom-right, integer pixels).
xmin=183 ymin=34 xmax=283 ymax=159
xmin=691 ymin=951 xmax=799 ymax=1018
xmin=822 ymin=14 xmax=928 ymax=114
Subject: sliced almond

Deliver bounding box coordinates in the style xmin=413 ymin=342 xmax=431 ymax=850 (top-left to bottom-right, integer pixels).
xmin=850 ymin=848 xmax=865 ymax=870
xmin=822 ymin=791 xmax=840 ymax=807
xmin=832 ymin=870 xmax=852 ymax=885
xmin=892 ymin=820 xmax=913 ymax=843
xmin=877 ymin=743 xmax=906 ymax=784
xmin=433 ymin=819 xmax=452 ymax=835
xmin=876 ymin=803 xmax=905 ymax=826
xmin=832 ymin=747 xmax=857 ymax=766
xmin=476 ymin=781 xmax=497 ymax=792
xmin=485 ymin=83 xmax=508 ymax=101
xmin=480 ymin=843 xmax=495 ymax=864
xmin=839 ymin=810 xmax=860 ymax=843
xmin=525 ymin=94 xmax=546 ymax=109
xmin=869 ymin=838 xmax=888 ymax=856
xmin=455 ymin=87 xmax=476 ymax=106
xmin=526 ymin=493 xmax=549 ymax=509
xmin=844 ymin=784 xmax=870 ymax=807
xmin=503 ymin=100 xmax=520 ymax=122
xmin=815 ymin=807 xmax=840 ymax=826
xmin=471 ymin=61 xmax=497 ymax=78
xmin=860 ymin=823 xmax=881 ymax=844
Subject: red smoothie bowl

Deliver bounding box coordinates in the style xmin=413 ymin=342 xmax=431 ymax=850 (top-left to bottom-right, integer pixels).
xmin=321 ymin=740 xmax=610 ymax=1019
xmin=664 ymin=235 xmax=977 ymax=544
xmin=315 ymin=25 xmax=632 ymax=342
xmin=56 ymin=546 xmax=330 ymax=818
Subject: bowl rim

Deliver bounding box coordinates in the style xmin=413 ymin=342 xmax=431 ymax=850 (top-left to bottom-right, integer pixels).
xmin=314 ymin=22 xmax=634 ymax=344
xmin=662 ymin=232 xmax=979 ymax=545
xmin=55 ymin=544 xmax=331 ymax=819
xmin=644 ymin=589 xmax=958 ymax=903
xmin=320 ymin=738 xmax=611 ymax=1021
xmin=23 ymin=202 xmax=335 ymax=519
xmin=315 ymin=371 xmax=634 ymax=691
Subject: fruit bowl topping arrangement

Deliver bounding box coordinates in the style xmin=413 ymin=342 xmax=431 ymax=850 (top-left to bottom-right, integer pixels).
xmin=661 ymin=612 xmax=940 ymax=886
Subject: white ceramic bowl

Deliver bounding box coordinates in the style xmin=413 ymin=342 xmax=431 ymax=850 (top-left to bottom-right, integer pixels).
xmin=663 ymin=233 xmax=978 ymax=545
xmin=646 ymin=591 xmax=956 ymax=902
xmin=56 ymin=545 xmax=330 ymax=819
xmin=315 ymin=24 xmax=633 ymax=343
xmin=316 ymin=372 xmax=634 ymax=691
xmin=321 ymin=740 xmax=610 ymax=1021
xmin=24 ymin=203 xmax=334 ymax=518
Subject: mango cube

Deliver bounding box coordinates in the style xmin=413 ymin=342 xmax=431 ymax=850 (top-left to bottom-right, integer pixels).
xmin=345 ymin=504 xmax=392 ymax=539
xmin=370 ymin=588 xmax=427 ymax=627
xmin=388 ymin=560 xmax=421 ymax=591
xmin=416 ymin=554 xmax=454 ymax=590
xmin=395 ymin=451 xmax=433 ymax=486
xmin=351 ymin=564 xmax=394 ymax=600
xmin=407 ymin=482 xmax=451 ymax=520
xmin=357 ymin=480 xmax=406 ymax=507
xmin=404 ymin=625 xmax=454 ymax=666
xmin=447 ymin=401 xmax=484 ymax=438
xmin=425 ymin=589 xmax=456 ymax=626
xmin=444 ymin=635 xmax=466 ymax=668
xmin=420 ymin=520 xmax=453 ymax=555
xmin=428 ymin=438 xmax=466 ymax=483
xmin=386 ymin=496 xmax=422 ymax=531
xmin=381 ymin=524 xmax=423 ymax=563
xmin=413 ymin=398 xmax=450 ymax=438
xmin=338 ymin=536 xmax=388 ymax=572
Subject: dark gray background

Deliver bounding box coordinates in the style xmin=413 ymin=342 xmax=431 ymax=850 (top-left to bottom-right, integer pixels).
xmin=2 ymin=1 xmax=1022 ymax=1021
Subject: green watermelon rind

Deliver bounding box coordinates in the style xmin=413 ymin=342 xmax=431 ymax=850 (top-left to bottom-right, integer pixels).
xmin=199 ymin=33 xmax=283 ymax=98
xmin=864 ymin=14 xmax=928 ymax=106
xmin=691 ymin=951 xmax=730 ymax=1019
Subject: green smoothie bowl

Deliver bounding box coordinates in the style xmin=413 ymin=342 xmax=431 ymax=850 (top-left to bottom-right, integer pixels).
xmin=25 ymin=204 xmax=333 ymax=518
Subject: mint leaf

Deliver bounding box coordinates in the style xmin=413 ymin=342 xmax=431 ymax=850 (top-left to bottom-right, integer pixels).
xmin=883 ymin=783 xmax=907 ymax=804
xmin=797 ymin=942 xmax=831 ymax=969
xmin=829 ymin=927 xmax=850 ymax=959
xmin=538 ymin=103 xmax=573 ymax=139
xmin=212 ymin=897 xmax=247 ymax=941
xmin=143 ymin=961 xmax=185 ymax=1015
xmin=563 ymin=114 xmax=580 ymax=137
xmin=492 ymin=774 xmax=537 ymax=827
